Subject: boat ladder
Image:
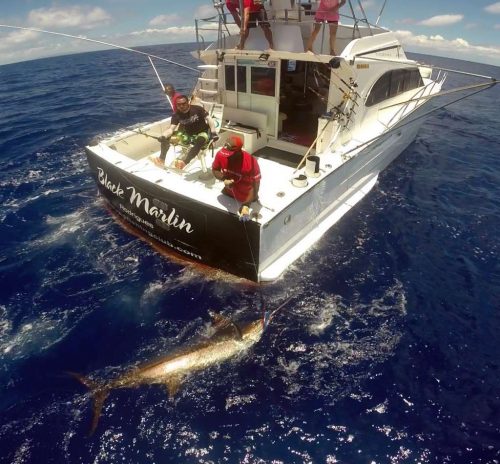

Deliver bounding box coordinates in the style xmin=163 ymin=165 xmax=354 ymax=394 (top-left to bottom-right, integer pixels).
xmin=194 ymin=64 xmax=220 ymax=109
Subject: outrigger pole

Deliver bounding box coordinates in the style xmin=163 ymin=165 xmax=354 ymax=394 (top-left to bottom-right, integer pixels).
xmin=0 ymin=24 xmax=200 ymax=74
xmin=375 ymin=0 xmax=388 ymax=26
xmin=147 ymin=56 xmax=175 ymax=111
xmin=335 ymin=82 xmax=497 ymax=162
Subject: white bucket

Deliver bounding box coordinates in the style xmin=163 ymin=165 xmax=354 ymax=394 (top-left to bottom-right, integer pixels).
xmin=305 ymin=155 xmax=320 ymax=177
xmin=292 ymin=174 xmax=308 ymax=188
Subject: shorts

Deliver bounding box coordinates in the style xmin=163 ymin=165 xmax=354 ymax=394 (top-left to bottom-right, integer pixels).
xmin=248 ymin=9 xmax=270 ymax=28
xmin=314 ymin=18 xmax=339 ymax=24
xmin=314 ymin=9 xmax=340 ymax=23
xmin=175 ymin=131 xmax=210 ymax=146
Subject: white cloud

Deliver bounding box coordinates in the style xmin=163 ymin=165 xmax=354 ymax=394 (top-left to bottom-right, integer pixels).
xmin=0 ymin=29 xmax=39 ymax=51
xmin=149 ymin=14 xmax=182 ymax=27
xmin=394 ymin=29 xmax=500 ymax=63
xmin=418 ymin=15 xmax=464 ymax=27
xmin=484 ymin=2 xmax=500 ymax=14
xmin=130 ymin=26 xmax=197 ymax=38
xmin=28 ymin=6 xmax=111 ymax=30
xmin=195 ymin=5 xmax=218 ymax=19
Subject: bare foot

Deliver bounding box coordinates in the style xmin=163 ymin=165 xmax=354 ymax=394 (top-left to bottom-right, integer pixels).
xmin=152 ymin=156 xmax=164 ymax=167
xmin=172 ymin=159 xmax=186 ymax=170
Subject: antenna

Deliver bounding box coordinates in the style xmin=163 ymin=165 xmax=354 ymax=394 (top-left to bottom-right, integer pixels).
xmin=376 ymin=0 xmax=388 ymax=25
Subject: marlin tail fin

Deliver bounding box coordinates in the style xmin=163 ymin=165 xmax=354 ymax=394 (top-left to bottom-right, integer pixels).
xmin=66 ymin=371 xmax=110 ymax=436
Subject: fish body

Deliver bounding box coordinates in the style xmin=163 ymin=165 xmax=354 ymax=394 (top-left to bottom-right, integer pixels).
xmin=71 ymin=315 xmax=264 ymax=434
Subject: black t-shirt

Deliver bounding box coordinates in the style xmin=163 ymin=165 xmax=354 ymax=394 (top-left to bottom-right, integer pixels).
xmin=172 ymin=105 xmax=209 ymax=135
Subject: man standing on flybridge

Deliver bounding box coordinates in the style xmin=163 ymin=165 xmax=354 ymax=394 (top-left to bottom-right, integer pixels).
xmin=236 ymin=0 xmax=274 ymax=50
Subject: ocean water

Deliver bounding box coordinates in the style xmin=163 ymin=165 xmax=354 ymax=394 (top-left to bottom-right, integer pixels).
xmin=0 ymin=43 xmax=499 ymax=463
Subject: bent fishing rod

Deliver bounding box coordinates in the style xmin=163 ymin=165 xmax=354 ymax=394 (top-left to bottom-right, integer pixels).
xmin=0 ymin=24 xmax=200 ymax=74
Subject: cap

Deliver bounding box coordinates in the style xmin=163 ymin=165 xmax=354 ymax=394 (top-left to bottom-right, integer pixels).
xmin=225 ymin=135 xmax=243 ymax=151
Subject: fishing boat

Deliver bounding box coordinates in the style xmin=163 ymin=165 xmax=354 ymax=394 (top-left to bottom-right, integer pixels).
xmin=84 ymin=0 xmax=497 ymax=281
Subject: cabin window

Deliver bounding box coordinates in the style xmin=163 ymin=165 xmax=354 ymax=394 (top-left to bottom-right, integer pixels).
xmin=225 ymin=65 xmax=235 ymax=91
xmin=236 ymin=65 xmax=247 ymax=92
xmin=251 ymin=67 xmax=276 ymax=96
xmin=366 ymin=68 xmax=424 ymax=107
xmin=225 ymin=65 xmax=247 ymax=92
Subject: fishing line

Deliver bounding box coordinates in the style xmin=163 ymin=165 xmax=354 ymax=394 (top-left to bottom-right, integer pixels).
xmin=0 ymin=24 xmax=200 ymax=74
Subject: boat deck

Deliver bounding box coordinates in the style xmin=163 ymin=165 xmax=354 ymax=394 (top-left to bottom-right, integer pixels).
xmin=92 ymin=137 xmax=345 ymax=226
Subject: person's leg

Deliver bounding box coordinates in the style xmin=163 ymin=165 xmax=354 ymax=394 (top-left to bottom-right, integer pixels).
xmin=184 ymin=133 xmax=209 ymax=165
xmin=236 ymin=10 xmax=252 ymax=49
xmin=153 ymin=137 xmax=171 ymax=166
xmin=230 ymin=10 xmax=241 ymax=27
xmin=328 ymin=22 xmax=339 ymax=55
xmin=226 ymin=4 xmax=241 ymax=27
xmin=236 ymin=28 xmax=249 ymax=49
xmin=306 ymin=23 xmax=322 ymax=52
xmin=261 ymin=25 xmax=274 ymax=49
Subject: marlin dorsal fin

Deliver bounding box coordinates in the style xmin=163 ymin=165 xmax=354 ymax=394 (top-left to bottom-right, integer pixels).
xmin=209 ymin=311 xmax=242 ymax=339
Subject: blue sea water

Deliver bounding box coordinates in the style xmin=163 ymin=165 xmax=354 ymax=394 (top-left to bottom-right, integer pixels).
xmin=0 ymin=43 xmax=499 ymax=463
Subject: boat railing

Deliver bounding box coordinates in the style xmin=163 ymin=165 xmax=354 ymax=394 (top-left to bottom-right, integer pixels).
xmin=194 ymin=1 xmax=386 ymax=55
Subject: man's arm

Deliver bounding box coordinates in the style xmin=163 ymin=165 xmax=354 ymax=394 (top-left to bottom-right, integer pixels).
xmin=162 ymin=123 xmax=178 ymax=139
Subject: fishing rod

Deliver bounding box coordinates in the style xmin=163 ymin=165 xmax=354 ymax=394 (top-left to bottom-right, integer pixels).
xmin=0 ymin=24 xmax=200 ymax=74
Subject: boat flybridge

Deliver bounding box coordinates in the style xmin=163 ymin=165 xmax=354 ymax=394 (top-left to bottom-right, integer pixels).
xmin=85 ymin=0 xmax=497 ymax=282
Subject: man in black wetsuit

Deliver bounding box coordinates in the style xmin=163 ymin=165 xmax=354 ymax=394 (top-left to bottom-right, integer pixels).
xmin=153 ymin=95 xmax=217 ymax=170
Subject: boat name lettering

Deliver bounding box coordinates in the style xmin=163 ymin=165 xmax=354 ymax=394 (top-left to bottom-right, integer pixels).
xmin=127 ymin=187 xmax=194 ymax=234
xmin=97 ymin=167 xmax=194 ymax=235
xmin=98 ymin=168 xmax=125 ymax=198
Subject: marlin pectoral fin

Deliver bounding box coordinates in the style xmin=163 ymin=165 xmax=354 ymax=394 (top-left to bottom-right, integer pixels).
xmin=209 ymin=311 xmax=242 ymax=340
xmin=209 ymin=311 xmax=230 ymax=328
xmin=165 ymin=376 xmax=182 ymax=399
xmin=89 ymin=388 xmax=110 ymax=436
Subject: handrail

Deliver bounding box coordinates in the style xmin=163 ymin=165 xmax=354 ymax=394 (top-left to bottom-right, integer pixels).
xmin=193 ymin=3 xmax=387 ymax=55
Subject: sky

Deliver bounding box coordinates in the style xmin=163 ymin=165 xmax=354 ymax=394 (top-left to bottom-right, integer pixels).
xmin=0 ymin=0 xmax=499 ymax=67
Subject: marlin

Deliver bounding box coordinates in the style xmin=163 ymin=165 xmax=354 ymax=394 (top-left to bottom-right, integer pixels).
xmin=69 ymin=298 xmax=290 ymax=435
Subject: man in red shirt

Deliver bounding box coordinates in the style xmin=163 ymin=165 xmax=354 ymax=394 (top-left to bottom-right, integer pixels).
xmin=212 ymin=135 xmax=261 ymax=220
xmin=225 ymin=0 xmax=241 ymax=27
xmin=164 ymin=83 xmax=182 ymax=112
xmin=236 ymin=0 xmax=274 ymax=50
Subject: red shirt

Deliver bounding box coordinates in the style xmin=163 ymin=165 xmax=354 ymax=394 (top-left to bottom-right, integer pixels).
xmin=226 ymin=0 xmax=239 ymax=12
xmin=212 ymin=147 xmax=261 ymax=203
xmin=244 ymin=0 xmax=263 ymax=13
